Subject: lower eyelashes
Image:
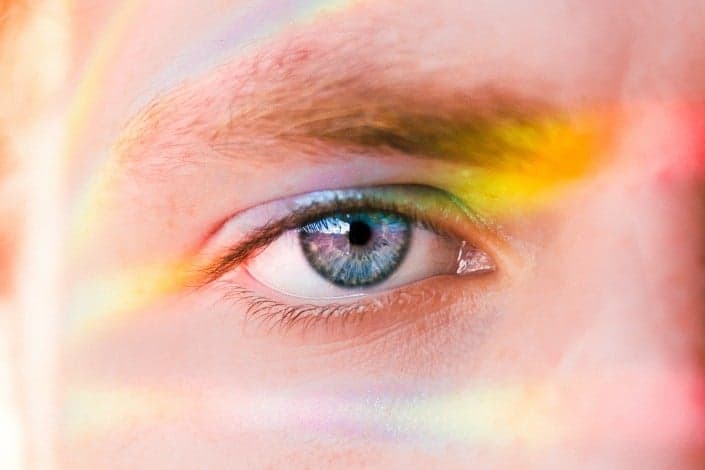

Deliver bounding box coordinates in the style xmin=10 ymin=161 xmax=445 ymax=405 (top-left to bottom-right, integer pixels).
xmin=299 ymin=211 xmax=411 ymax=288
xmin=199 ymin=184 xmax=503 ymax=337
xmin=212 ymin=275 xmax=474 ymax=340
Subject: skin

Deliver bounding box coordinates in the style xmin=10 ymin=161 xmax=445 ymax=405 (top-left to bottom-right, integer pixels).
xmin=3 ymin=0 xmax=705 ymax=468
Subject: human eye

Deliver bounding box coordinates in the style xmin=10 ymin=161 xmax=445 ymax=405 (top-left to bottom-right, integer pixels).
xmin=197 ymin=184 xmax=506 ymax=338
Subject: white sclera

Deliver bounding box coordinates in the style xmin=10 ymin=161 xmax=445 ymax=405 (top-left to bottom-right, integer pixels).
xmin=246 ymin=226 xmax=494 ymax=300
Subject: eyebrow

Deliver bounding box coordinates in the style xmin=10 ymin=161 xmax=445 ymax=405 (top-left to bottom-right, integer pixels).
xmin=270 ymin=94 xmax=559 ymax=165
xmin=119 ymin=80 xmax=585 ymax=170
xmin=115 ymin=27 xmax=607 ymax=179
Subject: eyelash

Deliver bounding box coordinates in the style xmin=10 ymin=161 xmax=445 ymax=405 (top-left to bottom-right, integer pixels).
xmin=198 ymin=186 xmax=492 ymax=336
xmin=216 ymin=283 xmax=368 ymax=334
xmin=213 ymin=279 xmax=441 ymax=336
xmin=200 ymin=190 xmax=475 ymax=284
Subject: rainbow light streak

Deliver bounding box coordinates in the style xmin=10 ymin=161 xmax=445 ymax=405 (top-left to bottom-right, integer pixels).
xmin=130 ymin=0 xmax=356 ymax=111
xmin=64 ymin=370 xmax=705 ymax=452
xmin=66 ymin=260 xmax=197 ymax=343
xmin=439 ymin=111 xmax=613 ymax=217
xmin=63 ymin=381 xmax=564 ymax=448
xmin=65 ymin=0 xmax=354 ymax=150
xmin=63 ymin=0 xmax=143 ymax=161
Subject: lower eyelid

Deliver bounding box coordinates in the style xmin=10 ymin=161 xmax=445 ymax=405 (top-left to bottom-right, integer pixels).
xmin=211 ymin=267 xmax=497 ymax=345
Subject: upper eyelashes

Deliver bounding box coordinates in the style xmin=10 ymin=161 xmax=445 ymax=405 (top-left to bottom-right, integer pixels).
xmin=199 ymin=185 xmax=479 ymax=279
xmin=199 ymin=185 xmax=498 ymax=300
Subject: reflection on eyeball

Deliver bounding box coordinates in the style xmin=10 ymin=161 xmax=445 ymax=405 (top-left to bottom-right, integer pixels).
xmin=246 ymin=209 xmax=494 ymax=300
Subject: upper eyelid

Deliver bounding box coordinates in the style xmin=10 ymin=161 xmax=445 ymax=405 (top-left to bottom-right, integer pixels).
xmin=196 ymin=184 xmax=483 ymax=284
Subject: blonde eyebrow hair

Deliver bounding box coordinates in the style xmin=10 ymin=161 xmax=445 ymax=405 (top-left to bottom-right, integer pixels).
xmin=117 ymin=60 xmax=554 ymax=166
xmin=115 ymin=35 xmax=606 ymax=177
xmin=266 ymin=91 xmax=552 ymax=164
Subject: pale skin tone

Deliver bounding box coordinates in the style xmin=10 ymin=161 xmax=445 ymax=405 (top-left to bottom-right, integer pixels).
xmin=5 ymin=0 xmax=705 ymax=468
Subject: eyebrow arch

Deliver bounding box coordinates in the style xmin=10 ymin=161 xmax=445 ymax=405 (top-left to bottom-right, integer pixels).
xmin=117 ymin=41 xmax=604 ymax=174
xmin=206 ymin=88 xmax=600 ymax=175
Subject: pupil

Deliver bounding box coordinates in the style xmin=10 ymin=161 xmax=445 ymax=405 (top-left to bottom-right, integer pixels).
xmin=348 ymin=220 xmax=372 ymax=246
xmin=299 ymin=211 xmax=410 ymax=287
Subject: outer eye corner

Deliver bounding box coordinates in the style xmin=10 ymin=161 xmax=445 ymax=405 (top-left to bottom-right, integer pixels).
xmin=455 ymin=240 xmax=497 ymax=276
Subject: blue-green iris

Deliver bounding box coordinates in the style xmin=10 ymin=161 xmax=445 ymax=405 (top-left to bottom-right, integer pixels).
xmin=299 ymin=211 xmax=411 ymax=287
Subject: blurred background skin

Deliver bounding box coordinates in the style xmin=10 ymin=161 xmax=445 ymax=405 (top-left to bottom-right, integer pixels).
xmin=0 ymin=1 xmax=68 ymax=468
xmin=1 ymin=0 xmax=705 ymax=468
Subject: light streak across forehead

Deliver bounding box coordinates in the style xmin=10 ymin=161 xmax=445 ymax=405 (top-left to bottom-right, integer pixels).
xmin=127 ymin=0 xmax=357 ymax=113
xmin=63 ymin=0 xmax=143 ymax=162
xmin=66 ymin=260 xmax=197 ymax=343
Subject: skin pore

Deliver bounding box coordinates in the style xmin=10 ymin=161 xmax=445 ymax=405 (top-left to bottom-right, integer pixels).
xmin=3 ymin=0 xmax=705 ymax=468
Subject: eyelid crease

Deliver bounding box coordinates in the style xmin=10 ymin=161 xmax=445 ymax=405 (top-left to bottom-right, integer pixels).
xmin=197 ymin=185 xmax=486 ymax=286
